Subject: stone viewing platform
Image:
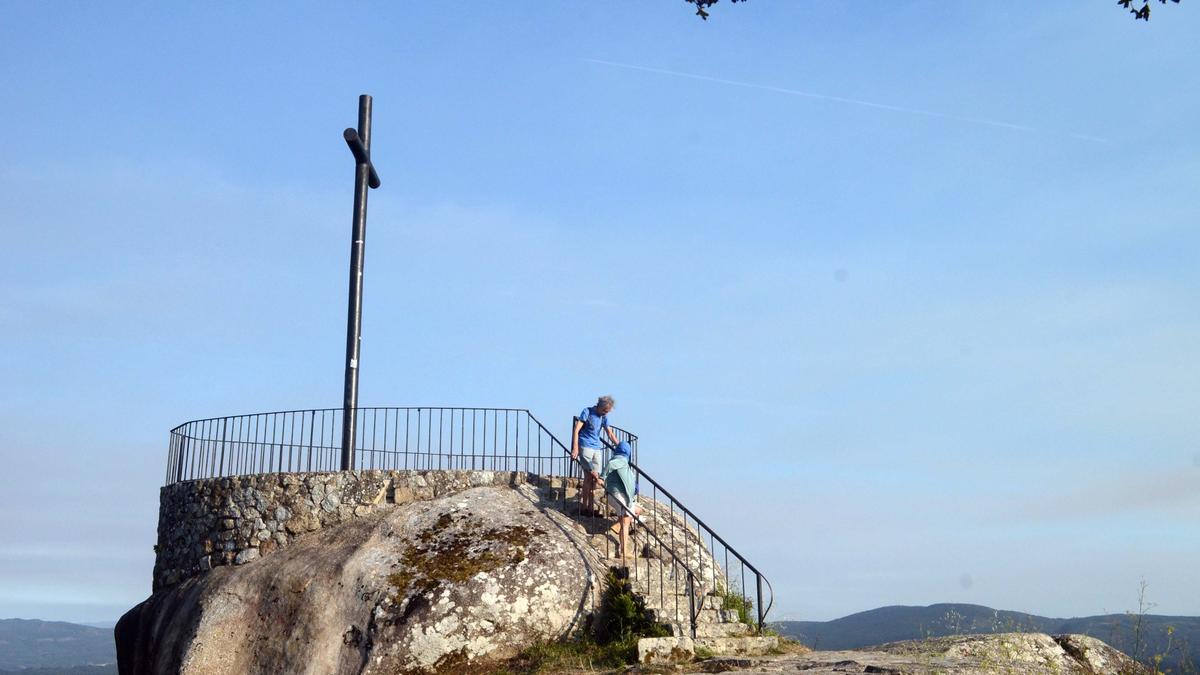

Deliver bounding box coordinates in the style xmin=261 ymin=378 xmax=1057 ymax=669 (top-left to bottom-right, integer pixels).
xmin=122 ymin=462 xmax=778 ymax=673
xmin=119 ymin=406 xmax=771 ymax=672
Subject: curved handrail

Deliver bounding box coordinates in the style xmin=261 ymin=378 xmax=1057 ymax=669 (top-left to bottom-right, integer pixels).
xmin=604 ymin=424 xmax=775 ymax=631
xmin=631 ymin=455 xmax=775 ymax=628
xmin=532 ymin=414 xmax=704 ymax=637
xmin=165 ymin=407 xmax=556 ymax=484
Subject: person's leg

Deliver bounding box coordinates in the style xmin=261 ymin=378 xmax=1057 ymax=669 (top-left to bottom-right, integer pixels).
xmin=606 ymin=492 xmax=623 ymax=540
xmin=619 ymin=515 xmax=632 ymax=559
xmin=591 ymin=473 xmax=603 ymax=514
xmin=577 ymin=449 xmax=588 ymax=512
xmin=579 ymin=448 xmax=598 ymax=513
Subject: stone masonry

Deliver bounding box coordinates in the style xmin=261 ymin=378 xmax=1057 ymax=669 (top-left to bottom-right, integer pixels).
xmin=153 ymin=470 xmax=537 ymax=591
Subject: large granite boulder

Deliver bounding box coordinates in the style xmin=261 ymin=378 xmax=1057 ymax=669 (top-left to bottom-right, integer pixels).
xmin=117 ymin=485 xmax=605 ymax=674
xmin=691 ymin=632 xmax=1150 ymax=674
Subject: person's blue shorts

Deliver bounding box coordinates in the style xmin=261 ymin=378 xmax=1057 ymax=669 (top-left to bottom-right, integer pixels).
xmin=579 ymin=446 xmax=602 ymax=474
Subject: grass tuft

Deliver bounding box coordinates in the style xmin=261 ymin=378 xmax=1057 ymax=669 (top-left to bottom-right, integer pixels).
xmin=497 ymin=568 xmax=673 ymax=673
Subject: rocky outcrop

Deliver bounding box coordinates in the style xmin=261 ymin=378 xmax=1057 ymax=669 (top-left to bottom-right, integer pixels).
xmin=118 ymin=484 xmax=607 ymax=674
xmin=682 ymin=633 xmax=1149 ymax=674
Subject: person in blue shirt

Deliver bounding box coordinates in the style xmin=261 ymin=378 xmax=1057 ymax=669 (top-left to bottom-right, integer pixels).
xmin=571 ymin=395 xmax=618 ymax=516
xmin=602 ymin=441 xmax=642 ymax=560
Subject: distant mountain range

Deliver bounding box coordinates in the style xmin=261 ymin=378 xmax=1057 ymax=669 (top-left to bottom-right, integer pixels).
xmin=774 ymin=603 xmax=1199 ymax=673
xmin=0 ymin=619 xmax=115 ymax=673
xmin=0 ymin=662 xmax=113 ymax=667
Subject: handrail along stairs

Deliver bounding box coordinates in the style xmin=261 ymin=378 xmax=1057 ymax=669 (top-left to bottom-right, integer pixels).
xmin=585 ymin=418 xmax=775 ymax=632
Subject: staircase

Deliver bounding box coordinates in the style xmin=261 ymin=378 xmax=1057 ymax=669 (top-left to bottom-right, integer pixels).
xmin=528 ymin=473 xmax=778 ymax=659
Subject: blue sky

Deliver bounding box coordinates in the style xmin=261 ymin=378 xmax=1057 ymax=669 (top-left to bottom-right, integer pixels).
xmin=0 ymin=2 xmax=1197 ymax=624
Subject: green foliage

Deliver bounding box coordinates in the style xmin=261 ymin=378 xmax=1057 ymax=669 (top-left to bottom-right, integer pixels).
xmin=721 ymin=588 xmax=756 ymax=628
xmin=1126 ymin=580 xmax=1199 ymax=675
xmin=499 ymin=638 xmax=634 ymax=674
xmin=500 ymin=569 xmax=673 ymax=673
xmin=596 ymin=570 xmax=670 ymax=646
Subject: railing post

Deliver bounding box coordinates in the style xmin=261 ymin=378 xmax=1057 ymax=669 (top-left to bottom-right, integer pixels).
xmin=176 ymin=434 xmax=188 ymax=483
xmin=687 ymin=570 xmax=697 ymax=639
xmin=218 ymin=418 xmax=228 ymax=477
xmin=307 ymin=410 xmax=315 ymax=472
xmin=756 ymin=574 xmax=764 ymax=633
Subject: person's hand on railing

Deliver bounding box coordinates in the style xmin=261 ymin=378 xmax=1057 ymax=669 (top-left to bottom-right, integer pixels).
xmin=570 ymin=416 xmax=584 ymax=461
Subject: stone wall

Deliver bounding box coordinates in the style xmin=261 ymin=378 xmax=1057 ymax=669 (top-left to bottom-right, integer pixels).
xmin=153 ymin=470 xmax=540 ymax=591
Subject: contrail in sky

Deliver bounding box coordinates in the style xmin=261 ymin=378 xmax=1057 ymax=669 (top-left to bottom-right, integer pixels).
xmin=583 ymin=58 xmax=1109 ymax=143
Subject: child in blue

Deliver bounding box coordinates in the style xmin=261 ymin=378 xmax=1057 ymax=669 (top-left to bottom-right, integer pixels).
xmin=602 ymin=441 xmax=642 ymax=560
xmin=571 ymin=395 xmax=618 ymax=516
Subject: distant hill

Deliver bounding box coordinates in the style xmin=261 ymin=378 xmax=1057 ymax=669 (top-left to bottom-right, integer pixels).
xmin=775 ymin=603 xmax=1199 ymax=673
xmin=0 ymin=662 xmax=115 ymax=667
xmin=0 ymin=619 xmax=115 ymax=671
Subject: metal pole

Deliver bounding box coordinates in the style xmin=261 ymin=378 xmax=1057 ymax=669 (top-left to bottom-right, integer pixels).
xmin=756 ymin=575 xmax=765 ymax=633
xmin=687 ymin=571 xmax=697 ymax=639
xmin=341 ymin=94 xmax=381 ymax=471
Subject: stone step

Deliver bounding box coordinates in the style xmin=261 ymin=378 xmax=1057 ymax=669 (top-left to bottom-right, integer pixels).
xmin=612 ymin=567 xmax=698 ymax=592
xmin=695 ymin=635 xmax=778 ymax=657
xmin=546 ymin=490 xmax=746 ymax=644
xmin=622 ymin=561 xmax=691 ymax=580
xmin=647 ymin=607 xmax=690 ymax=626
xmin=648 ymin=606 xmax=745 ymax=627
xmin=590 ymin=535 xmax=680 ymax=557
xmin=694 ymin=622 xmax=753 ymax=638
xmin=651 ymin=607 xmax=740 ymax=624
xmin=641 ymin=592 xmax=722 ymax=611
xmin=636 ymin=589 xmax=693 ymax=607
xmin=661 ymin=621 xmax=753 ymax=638
xmin=637 ymin=637 xmax=694 ymax=665
xmin=637 ymin=635 xmax=778 ymax=665
xmin=589 ymin=538 xmax=620 ymax=554
xmin=709 ymin=608 xmax=742 ymax=623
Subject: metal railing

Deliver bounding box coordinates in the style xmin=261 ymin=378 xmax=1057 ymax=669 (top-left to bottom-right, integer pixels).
xmin=166 ymin=407 xmax=577 ymax=484
xmin=626 ymin=453 xmax=775 ymax=632
xmin=163 ymin=406 xmax=771 ymax=634
xmin=579 ymin=419 xmax=775 ymax=632
xmin=556 ymin=418 xmax=706 ymax=636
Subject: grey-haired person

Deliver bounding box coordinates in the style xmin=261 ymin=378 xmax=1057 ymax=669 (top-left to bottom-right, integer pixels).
xmin=571 ymin=395 xmax=618 ymax=516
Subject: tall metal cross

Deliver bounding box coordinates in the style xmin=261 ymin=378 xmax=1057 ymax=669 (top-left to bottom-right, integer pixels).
xmin=341 ymin=94 xmax=382 ymax=471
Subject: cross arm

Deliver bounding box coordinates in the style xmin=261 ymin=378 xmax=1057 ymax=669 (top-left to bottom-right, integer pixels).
xmin=343 ymin=128 xmax=381 ymax=189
